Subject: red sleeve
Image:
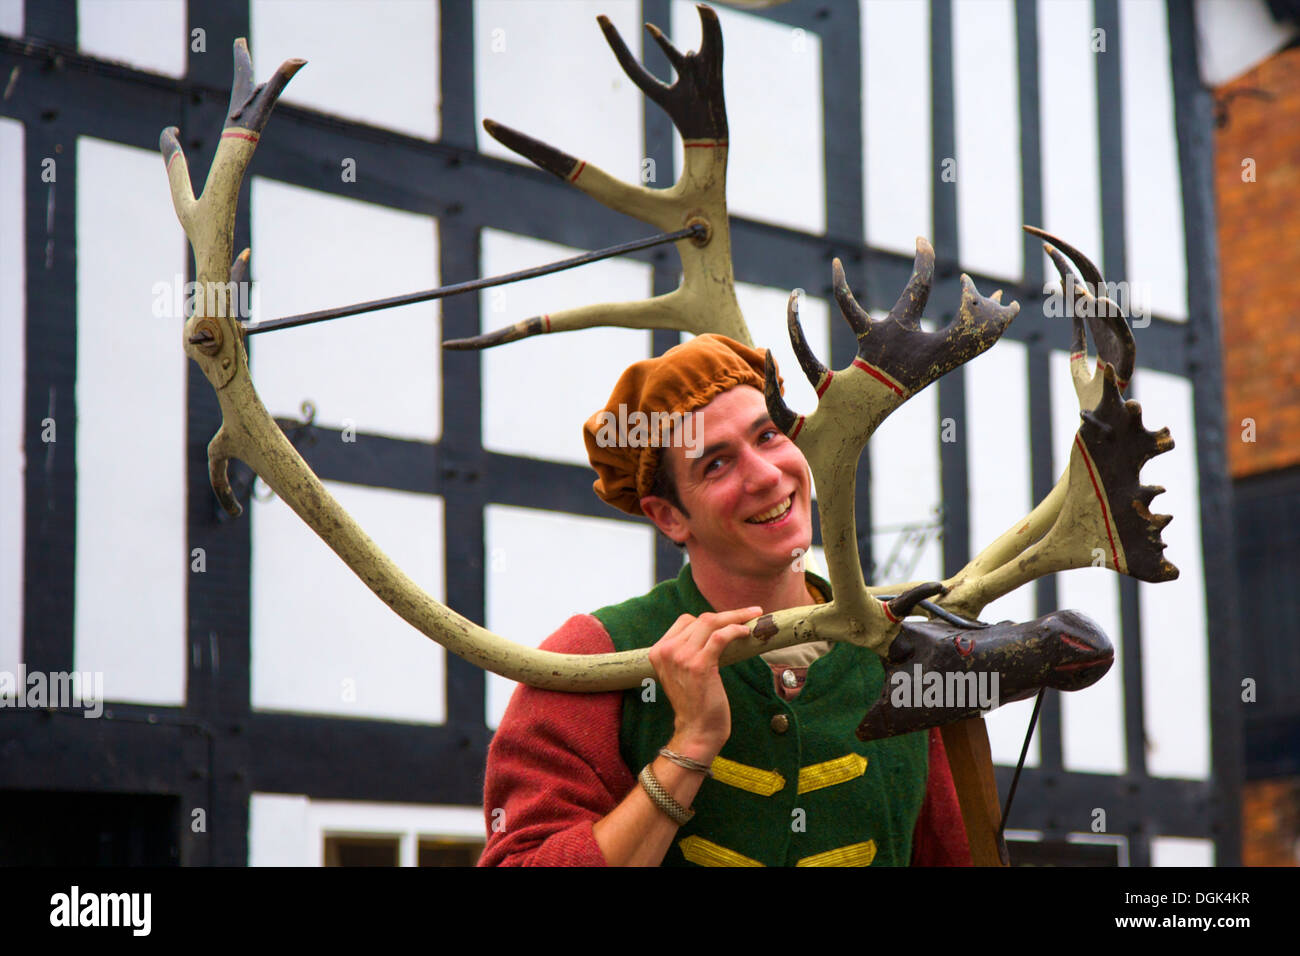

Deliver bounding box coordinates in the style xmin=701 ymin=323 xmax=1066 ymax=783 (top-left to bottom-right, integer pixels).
xmin=477 ymin=614 xmax=635 ymax=867
xmin=910 ymin=727 xmax=974 ymax=866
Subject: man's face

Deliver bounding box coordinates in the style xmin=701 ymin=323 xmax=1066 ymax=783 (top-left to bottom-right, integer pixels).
xmin=645 ymin=385 xmax=813 ymax=578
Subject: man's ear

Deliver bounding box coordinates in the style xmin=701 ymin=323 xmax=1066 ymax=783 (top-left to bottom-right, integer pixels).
xmin=640 ymin=495 xmax=689 ymax=546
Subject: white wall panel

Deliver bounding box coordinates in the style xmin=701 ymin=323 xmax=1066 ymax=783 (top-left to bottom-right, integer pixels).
xmin=480 ymin=229 xmax=651 ymax=466
xmin=1196 ymin=0 xmax=1297 ymax=86
xmin=985 ymin=695 xmax=1042 ymax=768
xmin=1151 ymin=835 xmax=1214 ymax=866
xmin=1058 ymin=569 xmax=1125 ymax=773
xmin=0 ymin=118 xmax=23 ymax=675
xmin=253 ymin=0 xmax=439 ymax=140
xmin=1135 ymin=369 xmax=1208 ymax=779
xmin=965 ymin=339 xmax=1033 ymax=625
xmin=953 ymin=0 xmax=1022 ymax=281
xmin=1037 ymin=0 xmax=1103 ymax=287
xmin=672 ymin=0 xmax=825 ymax=233
xmin=0 ymin=0 xmax=22 ymax=37
xmin=1120 ymin=0 xmax=1187 ymax=321
xmin=1052 ymin=350 xmax=1126 ymax=774
xmin=863 ymin=0 xmax=932 ymax=256
xmin=965 ymin=340 xmax=1040 ymax=765
xmin=251 ymin=481 xmax=446 ymax=723
xmin=475 ymin=0 xmax=641 ymax=179
xmin=74 ymin=136 xmax=187 ymax=705
xmin=248 ymin=793 xmax=312 ymax=867
xmin=485 ymin=504 xmax=654 ymax=728
xmin=870 ymin=325 xmax=942 ymax=584
xmin=79 ymin=0 xmax=186 ymax=78
xmin=251 ymin=178 xmax=440 ymax=443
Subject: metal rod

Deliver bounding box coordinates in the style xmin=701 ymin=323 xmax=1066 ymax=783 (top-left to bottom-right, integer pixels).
xmin=998 ymin=687 xmax=1046 ymax=844
xmin=873 ymin=596 xmax=989 ymax=630
xmin=241 ymin=223 xmax=706 ymax=336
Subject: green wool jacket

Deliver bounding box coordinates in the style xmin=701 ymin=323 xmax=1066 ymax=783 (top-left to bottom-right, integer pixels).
xmin=593 ymin=562 xmax=930 ymax=867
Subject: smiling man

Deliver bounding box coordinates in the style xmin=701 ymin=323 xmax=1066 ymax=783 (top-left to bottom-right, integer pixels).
xmin=478 ymin=334 xmax=971 ymax=867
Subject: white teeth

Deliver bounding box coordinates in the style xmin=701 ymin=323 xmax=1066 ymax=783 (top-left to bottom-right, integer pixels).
xmin=747 ymin=494 xmax=793 ymax=524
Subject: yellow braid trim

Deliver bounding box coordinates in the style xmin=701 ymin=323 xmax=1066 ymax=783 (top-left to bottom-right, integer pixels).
xmin=795 ymin=840 xmax=878 ymax=867
xmin=678 ymin=836 xmax=765 ymax=867
xmin=797 ymin=753 xmax=868 ymax=794
xmin=709 ymin=755 xmax=786 ymax=796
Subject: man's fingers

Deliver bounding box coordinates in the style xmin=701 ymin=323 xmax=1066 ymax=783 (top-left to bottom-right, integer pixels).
xmin=677 ymin=607 xmax=762 ymax=655
xmin=716 ymin=606 xmax=764 ymax=624
xmin=700 ymin=623 xmax=754 ymax=660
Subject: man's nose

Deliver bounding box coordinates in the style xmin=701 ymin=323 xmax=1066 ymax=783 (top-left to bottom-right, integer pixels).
xmin=739 ymin=447 xmax=782 ymax=491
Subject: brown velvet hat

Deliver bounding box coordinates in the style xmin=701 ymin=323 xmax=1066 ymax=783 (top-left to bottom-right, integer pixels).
xmin=583 ymin=333 xmax=784 ymax=517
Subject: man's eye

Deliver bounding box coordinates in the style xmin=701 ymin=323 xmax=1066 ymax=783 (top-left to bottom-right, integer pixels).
xmin=759 ymin=428 xmax=780 ymax=443
xmin=704 ymin=457 xmax=724 ymax=474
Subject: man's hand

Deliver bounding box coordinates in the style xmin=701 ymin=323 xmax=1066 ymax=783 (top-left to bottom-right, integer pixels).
xmin=647 ymin=607 xmax=763 ymax=764
xmin=592 ymin=605 xmax=762 ymax=865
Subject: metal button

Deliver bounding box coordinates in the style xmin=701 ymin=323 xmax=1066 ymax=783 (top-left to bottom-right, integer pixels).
xmin=781 ymin=668 xmax=799 ymax=689
xmin=770 ymin=713 xmax=790 ymax=734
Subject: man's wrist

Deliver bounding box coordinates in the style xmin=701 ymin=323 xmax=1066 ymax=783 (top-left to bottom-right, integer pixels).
xmin=666 ymin=732 xmax=724 ymax=767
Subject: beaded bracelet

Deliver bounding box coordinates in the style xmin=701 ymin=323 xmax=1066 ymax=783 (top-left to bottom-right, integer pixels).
xmin=638 ymin=764 xmax=695 ymax=826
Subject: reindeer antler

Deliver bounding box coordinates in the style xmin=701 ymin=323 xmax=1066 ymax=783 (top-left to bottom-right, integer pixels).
xmin=164 ymin=37 xmax=892 ymax=693
xmin=444 ymin=4 xmax=749 ymax=349
xmin=1026 ymin=224 xmax=1136 ymax=410
xmin=165 ymin=38 xmax=1176 ymax=714
xmin=936 ymin=362 xmax=1178 ymax=620
xmin=896 ymin=226 xmax=1173 ymax=622
xmin=757 ymin=245 xmax=1018 ymax=652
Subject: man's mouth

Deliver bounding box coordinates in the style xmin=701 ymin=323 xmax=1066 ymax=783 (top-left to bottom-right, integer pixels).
xmin=746 ymin=493 xmax=794 ymax=525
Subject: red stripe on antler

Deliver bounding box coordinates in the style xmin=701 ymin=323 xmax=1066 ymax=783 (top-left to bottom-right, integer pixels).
xmin=851 ymin=358 xmax=905 ymax=398
xmin=1073 ymin=433 xmax=1121 ymax=572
